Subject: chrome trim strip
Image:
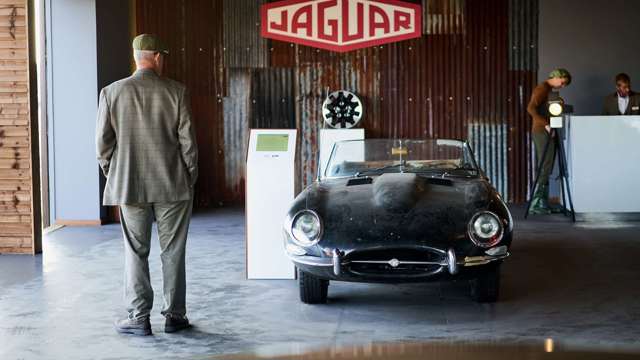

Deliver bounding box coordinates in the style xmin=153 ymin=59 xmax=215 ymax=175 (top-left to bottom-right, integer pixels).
xmin=288 ymin=254 xmax=333 ymax=267
xmin=447 ymin=248 xmax=458 ymax=275
xmin=459 ymin=252 xmax=510 ymax=267
xmin=288 ymin=251 xmax=510 ymax=271
xmin=332 ymin=249 xmax=342 ymax=276
xmin=345 ymin=245 xmax=447 ymax=255
xmin=349 ymin=266 xmax=445 ymax=278
xmin=418 ymin=246 xmax=447 ymax=255
xmin=350 ymin=260 xmax=445 ymax=265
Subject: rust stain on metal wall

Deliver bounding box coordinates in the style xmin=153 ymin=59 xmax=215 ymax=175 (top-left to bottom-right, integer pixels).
xmin=251 ymin=68 xmax=296 ymax=129
xmin=468 ymin=122 xmax=508 ymax=197
xmin=423 ymin=0 xmax=466 ymax=35
xmin=223 ymin=69 xmax=251 ymax=202
xmin=508 ymin=0 xmax=538 ymax=201
xmin=223 ymin=0 xmax=269 ymax=68
xmin=136 ymin=0 xmax=538 ymax=205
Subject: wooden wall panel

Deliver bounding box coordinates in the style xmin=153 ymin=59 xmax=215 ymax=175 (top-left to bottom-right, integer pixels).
xmin=0 ymin=0 xmax=38 ymax=254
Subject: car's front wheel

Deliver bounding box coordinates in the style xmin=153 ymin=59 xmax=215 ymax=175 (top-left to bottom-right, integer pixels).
xmin=469 ymin=263 xmax=501 ymax=303
xmin=298 ymin=268 xmax=329 ymax=304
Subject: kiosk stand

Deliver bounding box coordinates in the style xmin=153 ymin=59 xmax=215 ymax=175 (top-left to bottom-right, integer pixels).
xmin=246 ymin=129 xmax=297 ymax=279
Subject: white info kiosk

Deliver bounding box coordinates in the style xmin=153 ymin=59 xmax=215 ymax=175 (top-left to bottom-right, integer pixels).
xmin=246 ymin=129 xmax=297 ymax=279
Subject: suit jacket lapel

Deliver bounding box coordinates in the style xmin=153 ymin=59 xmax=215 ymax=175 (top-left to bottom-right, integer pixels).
xmin=624 ymin=91 xmax=631 ymax=115
xmin=624 ymin=95 xmax=630 ymax=115
xmin=608 ymin=93 xmax=619 ymax=115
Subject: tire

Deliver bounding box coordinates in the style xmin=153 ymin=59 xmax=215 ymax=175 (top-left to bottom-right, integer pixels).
xmin=298 ymin=268 xmax=329 ymax=304
xmin=470 ymin=263 xmax=501 ymax=303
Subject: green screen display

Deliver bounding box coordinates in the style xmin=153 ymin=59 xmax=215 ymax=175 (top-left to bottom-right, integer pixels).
xmin=256 ymin=134 xmax=289 ymax=152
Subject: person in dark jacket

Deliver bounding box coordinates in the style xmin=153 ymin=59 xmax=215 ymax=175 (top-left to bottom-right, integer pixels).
xmin=603 ymin=73 xmax=640 ymax=115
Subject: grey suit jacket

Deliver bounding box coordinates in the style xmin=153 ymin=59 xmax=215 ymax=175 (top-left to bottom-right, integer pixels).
xmin=602 ymin=91 xmax=640 ymax=115
xmin=96 ymin=69 xmax=198 ymax=206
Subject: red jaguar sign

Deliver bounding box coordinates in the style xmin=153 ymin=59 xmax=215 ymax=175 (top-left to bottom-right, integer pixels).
xmin=261 ymin=0 xmax=422 ymax=52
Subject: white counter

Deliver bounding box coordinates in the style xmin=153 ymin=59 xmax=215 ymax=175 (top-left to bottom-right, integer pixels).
xmin=564 ymin=115 xmax=640 ymax=214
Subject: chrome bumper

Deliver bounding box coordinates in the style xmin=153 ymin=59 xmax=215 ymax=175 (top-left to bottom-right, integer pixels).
xmin=287 ymin=248 xmax=510 ymax=277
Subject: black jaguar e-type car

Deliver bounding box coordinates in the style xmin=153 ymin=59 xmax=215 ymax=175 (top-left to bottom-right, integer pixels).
xmin=283 ymin=139 xmax=513 ymax=304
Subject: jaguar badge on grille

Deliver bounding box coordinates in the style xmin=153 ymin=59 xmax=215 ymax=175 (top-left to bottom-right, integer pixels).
xmin=388 ymin=258 xmax=400 ymax=268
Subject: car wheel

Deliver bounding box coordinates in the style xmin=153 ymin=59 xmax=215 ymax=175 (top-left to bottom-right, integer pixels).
xmin=470 ymin=263 xmax=500 ymax=303
xmin=298 ymin=268 xmax=329 ymax=304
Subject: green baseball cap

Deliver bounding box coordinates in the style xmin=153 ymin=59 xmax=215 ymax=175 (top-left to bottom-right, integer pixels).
xmin=132 ymin=34 xmax=169 ymax=55
xmin=548 ymin=68 xmax=572 ymax=85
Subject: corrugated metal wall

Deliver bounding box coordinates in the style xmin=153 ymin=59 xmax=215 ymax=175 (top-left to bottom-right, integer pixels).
xmin=135 ymin=0 xmax=538 ymax=206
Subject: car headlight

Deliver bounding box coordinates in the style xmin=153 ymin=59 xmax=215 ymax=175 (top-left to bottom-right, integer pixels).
xmin=468 ymin=211 xmax=503 ymax=248
xmin=290 ymin=210 xmax=322 ymax=247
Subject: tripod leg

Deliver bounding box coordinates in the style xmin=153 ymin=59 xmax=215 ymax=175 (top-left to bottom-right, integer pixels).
xmin=525 ymin=132 xmax=553 ymax=218
xmin=556 ymin=135 xmax=576 ymax=222
xmin=553 ymin=135 xmax=568 ymax=215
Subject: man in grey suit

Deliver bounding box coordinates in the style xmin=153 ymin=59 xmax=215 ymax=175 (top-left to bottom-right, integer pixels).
xmin=96 ymin=34 xmax=198 ymax=336
xmin=603 ymin=73 xmax=640 ymax=115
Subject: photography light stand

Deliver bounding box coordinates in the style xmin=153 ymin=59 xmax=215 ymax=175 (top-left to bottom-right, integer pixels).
xmin=553 ymin=122 xmax=576 ymax=222
xmin=524 ymin=108 xmax=576 ymax=222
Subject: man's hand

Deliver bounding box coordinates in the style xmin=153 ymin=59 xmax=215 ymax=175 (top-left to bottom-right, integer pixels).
xmin=545 ymin=125 xmax=551 ymax=133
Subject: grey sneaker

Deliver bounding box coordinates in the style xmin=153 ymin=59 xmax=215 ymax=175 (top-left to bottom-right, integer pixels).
xmin=114 ymin=316 xmax=152 ymax=336
xmin=165 ymin=314 xmax=191 ymax=333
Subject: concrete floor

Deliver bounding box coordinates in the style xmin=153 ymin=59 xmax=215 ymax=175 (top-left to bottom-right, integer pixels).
xmin=1 ymin=207 xmax=640 ymax=359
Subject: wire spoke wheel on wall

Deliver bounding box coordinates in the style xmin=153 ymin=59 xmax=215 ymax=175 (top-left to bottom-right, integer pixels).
xmin=322 ymin=90 xmax=363 ymax=129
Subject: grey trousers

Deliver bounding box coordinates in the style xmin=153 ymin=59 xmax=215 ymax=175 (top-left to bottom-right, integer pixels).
xmin=119 ymin=199 xmax=193 ymax=320
xmin=532 ymin=130 xmax=556 ymax=186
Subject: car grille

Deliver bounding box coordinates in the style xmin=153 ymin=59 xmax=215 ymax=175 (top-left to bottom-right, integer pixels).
xmin=345 ymin=248 xmax=445 ymax=277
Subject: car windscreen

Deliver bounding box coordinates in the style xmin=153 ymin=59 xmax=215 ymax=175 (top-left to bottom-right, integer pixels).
xmin=324 ymin=139 xmax=478 ymax=178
